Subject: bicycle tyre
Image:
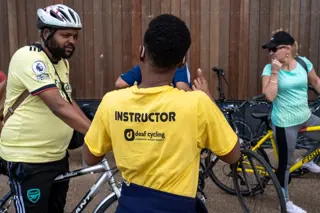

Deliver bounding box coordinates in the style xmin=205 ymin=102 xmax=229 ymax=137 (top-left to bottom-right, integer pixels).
xmin=206 ymin=148 xmax=269 ymax=196
xmin=94 ymin=193 xmax=118 ymax=213
xmin=230 ymin=117 xmax=254 ymax=143
xmin=232 ymin=149 xmax=286 ymax=213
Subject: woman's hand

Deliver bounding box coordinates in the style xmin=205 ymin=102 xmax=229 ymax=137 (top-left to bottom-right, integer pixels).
xmin=271 ymin=58 xmax=282 ymax=73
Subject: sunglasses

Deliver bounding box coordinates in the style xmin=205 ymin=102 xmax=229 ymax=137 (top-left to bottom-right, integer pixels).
xmin=268 ymin=46 xmax=286 ymax=53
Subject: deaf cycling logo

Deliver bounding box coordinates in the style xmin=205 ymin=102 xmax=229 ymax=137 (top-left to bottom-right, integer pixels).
xmin=124 ymin=129 xmax=165 ymax=142
xmin=124 ymin=129 xmax=135 ymax=141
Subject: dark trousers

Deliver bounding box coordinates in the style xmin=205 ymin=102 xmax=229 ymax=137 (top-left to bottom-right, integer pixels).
xmin=115 ymin=182 xmax=208 ymax=213
xmin=3 ymin=154 xmax=69 ymax=213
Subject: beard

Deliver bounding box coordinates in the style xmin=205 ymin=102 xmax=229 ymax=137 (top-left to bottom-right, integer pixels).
xmin=47 ymin=38 xmax=75 ymax=59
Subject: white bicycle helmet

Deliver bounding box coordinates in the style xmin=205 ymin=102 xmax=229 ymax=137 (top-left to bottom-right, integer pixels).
xmin=37 ymin=4 xmax=82 ymax=29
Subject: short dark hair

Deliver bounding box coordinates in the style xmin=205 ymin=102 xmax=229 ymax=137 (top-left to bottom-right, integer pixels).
xmin=143 ymin=14 xmax=191 ymax=69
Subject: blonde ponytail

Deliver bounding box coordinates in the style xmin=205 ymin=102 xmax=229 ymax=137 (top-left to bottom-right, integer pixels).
xmin=292 ymin=41 xmax=299 ymax=57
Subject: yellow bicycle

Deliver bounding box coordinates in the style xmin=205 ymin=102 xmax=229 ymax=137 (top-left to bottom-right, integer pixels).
xmin=205 ymin=94 xmax=287 ymax=212
xmin=247 ymin=114 xmax=320 ymax=176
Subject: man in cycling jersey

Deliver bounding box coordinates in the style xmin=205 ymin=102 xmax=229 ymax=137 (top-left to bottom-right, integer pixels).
xmin=83 ymin=14 xmax=240 ymax=213
xmin=115 ymin=63 xmax=192 ymax=91
xmin=0 ymin=4 xmax=91 ymax=213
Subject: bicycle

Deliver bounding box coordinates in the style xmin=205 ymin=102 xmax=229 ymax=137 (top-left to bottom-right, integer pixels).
xmin=250 ymin=110 xmax=320 ymax=178
xmin=0 ymin=157 xmax=215 ymax=213
xmin=0 ymin=158 xmax=121 ymax=213
xmin=251 ymin=86 xmax=320 ymax=177
xmin=204 ymin=94 xmax=287 ymax=212
xmin=212 ymin=67 xmax=254 ymax=144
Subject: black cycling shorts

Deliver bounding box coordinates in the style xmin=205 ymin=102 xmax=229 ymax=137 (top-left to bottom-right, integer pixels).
xmin=3 ymin=153 xmax=69 ymax=213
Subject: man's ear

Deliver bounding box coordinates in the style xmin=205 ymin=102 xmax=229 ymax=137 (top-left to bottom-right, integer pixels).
xmin=139 ymin=45 xmax=145 ymax=62
xmin=41 ymin=28 xmax=51 ymax=41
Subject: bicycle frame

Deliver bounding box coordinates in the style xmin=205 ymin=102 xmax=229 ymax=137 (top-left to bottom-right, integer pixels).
xmin=238 ymin=125 xmax=320 ymax=175
xmin=0 ymin=159 xmax=121 ymax=213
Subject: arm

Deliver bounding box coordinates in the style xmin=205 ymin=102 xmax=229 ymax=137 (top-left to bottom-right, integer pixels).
xmin=193 ymin=69 xmax=240 ymax=164
xmin=176 ymin=82 xmax=192 ymax=91
xmin=83 ymin=95 xmax=112 ymax=165
xmin=262 ymin=75 xmax=278 ymax=101
xmin=173 ymin=64 xmax=192 ymax=91
xmin=13 ymin=55 xmax=91 ymax=134
xmin=115 ymin=77 xmax=130 ymax=89
xmin=197 ymin=92 xmax=240 ymax=164
xmin=261 ymin=60 xmax=281 ymax=101
xmin=115 ymin=65 xmax=142 ymax=89
xmin=308 ymin=69 xmax=320 ymax=94
xmin=0 ymin=80 xmax=6 ymax=118
xmin=38 ymin=89 xmax=90 ymax=135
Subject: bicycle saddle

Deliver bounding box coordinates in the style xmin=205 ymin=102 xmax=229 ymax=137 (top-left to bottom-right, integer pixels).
xmin=251 ymin=112 xmax=268 ymax=120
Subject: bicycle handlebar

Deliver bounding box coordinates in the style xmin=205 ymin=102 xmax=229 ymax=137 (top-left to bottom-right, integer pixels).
xmin=212 ymin=67 xmax=225 ymax=75
xmin=222 ymin=93 xmax=266 ymax=113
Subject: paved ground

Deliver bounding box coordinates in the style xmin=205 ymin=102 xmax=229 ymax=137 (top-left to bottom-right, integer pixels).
xmin=0 ymin=148 xmax=319 ymax=213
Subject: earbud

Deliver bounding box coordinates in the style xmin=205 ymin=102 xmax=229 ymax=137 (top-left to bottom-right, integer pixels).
xmin=139 ymin=46 xmax=145 ymax=62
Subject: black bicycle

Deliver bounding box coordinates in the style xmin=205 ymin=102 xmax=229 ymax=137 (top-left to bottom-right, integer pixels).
xmin=213 ymin=67 xmax=254 ymax=144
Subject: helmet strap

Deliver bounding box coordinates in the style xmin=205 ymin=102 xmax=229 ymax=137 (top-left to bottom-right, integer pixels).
xmin=41 ymin=28 xmax=57 ymax=48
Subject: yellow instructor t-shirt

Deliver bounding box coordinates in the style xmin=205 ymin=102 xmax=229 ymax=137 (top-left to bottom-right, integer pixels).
xmin=85 ymin=85 xmax=237 ymax=198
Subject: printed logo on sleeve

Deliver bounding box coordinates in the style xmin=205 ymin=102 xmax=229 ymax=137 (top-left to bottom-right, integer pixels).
xmin=32 ymin=61 xmax=50 ymax=81
xmin=32 ymin=61 xmax=47 ymax=75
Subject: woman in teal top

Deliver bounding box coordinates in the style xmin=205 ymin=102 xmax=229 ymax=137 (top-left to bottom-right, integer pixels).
xmin=261 ymin=31 xmax=320 ymax=213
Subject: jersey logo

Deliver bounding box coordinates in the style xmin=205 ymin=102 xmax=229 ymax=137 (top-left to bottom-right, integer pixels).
xmin=29 ymin=46 xmax=42 ymax=52
xmin=27 ymin=188 xmax=41 ymax=203
xmin=124 ymin=129 xmax=135 ymax=141
xmin=32 ymin=61 xmax=50 ymax=81
xmin=32 ymin=61 xmax=47 ymax=75
xmin=124 ymin=128 xmax=166 ymax=142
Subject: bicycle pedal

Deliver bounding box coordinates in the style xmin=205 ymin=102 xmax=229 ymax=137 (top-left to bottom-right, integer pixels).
xmin=200 ymin=196 xmax=206 ymax=203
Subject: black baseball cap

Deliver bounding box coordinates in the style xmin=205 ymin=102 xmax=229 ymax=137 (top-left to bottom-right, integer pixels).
xmin=262 ymin=31 xmax=295 ymax=49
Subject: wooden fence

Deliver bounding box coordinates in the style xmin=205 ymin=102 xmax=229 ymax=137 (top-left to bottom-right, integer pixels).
xmin=0 ymin=0 xmax=320 ymax=100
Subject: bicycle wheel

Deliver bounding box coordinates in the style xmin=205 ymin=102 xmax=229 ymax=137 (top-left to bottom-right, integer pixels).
xmin=206 ymin=148 xmax=270 ymax=196
xmin=230 ymin=117 xmax=254 ymax=143
xmin=232 ymin=149 xmax=286 ymax=213
xmin=94 ymin=193 xmax=118 ymax=213
xmin=0 ymin=191 xmax=14 ymax=213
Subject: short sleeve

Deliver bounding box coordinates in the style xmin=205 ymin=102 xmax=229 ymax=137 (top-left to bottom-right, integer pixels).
xmin=261 ymin=64 xmax=272 ymax=77
xmin=84 ymin=94 xmax=112 ymax=157
xmin=300 ymin=57 xmax=313 ymax=73
xmin=196 ymin=92 xmax=238 ymax=156
xmin=11 ymin=53 xmax=56 ymax=96
xmin=172 ymin=64 xmax=191 ymax=87
xmin=120 ymin=65 xmax=142 ymax=86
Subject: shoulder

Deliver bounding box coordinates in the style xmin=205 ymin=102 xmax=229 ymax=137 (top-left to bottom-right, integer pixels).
xmin=175 ymin=90 xmax=211 ymax=105
xmin=261 ymin=64 xmax=272 ymax=76
xmin=10 ymin=45 xmax=47 ymax=66
xmin=297 ymin=56 xmax=312 ymax=65
xmin=101 ymin=87 xmax=131 ymax=103
xmin=296 ymin=56 xmax=313 ymax=72
xmin=10 ymin=45 xmax=48 ymax=73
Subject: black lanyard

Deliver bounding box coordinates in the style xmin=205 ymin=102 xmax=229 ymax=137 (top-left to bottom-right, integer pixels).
xmin=52 ymin=62 xmax=72 ymax=104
